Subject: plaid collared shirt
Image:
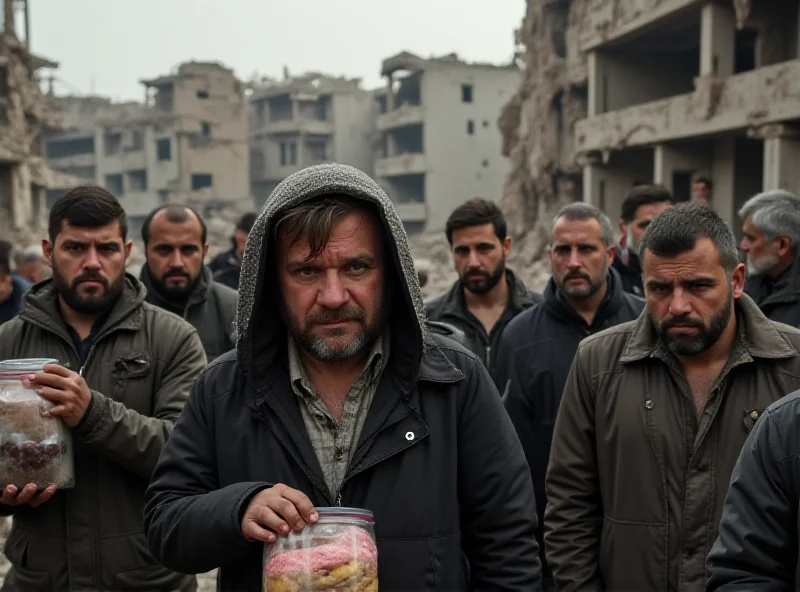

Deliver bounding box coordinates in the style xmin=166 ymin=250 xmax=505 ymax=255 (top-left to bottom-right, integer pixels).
xmin=288 ymin=331 xmax=390 ymax=498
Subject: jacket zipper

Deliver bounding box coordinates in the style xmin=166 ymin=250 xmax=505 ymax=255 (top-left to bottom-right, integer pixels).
xmin=78 ymin=344 xmax=98 ymax=377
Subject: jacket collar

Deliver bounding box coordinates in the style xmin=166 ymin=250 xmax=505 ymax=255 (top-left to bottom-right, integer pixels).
xmin=619 ymin=292 xmax=796 ymax=363
xmin=745 ymin=255 xmax=800 ymax=307
xmin=140 ymin=264 xmax=212 ymax=315
xmin=441 ymin=268 xmax=533 ymax=321
xmin=543 ymin=267 xmax=627 ymax=327
xmin=18 ymin=273 xmax=146 ymax=346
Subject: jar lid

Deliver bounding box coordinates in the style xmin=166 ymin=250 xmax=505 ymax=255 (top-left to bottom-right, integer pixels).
xmin=315 ymin=507 xmax=374 ymax=522
xmin=0 ymin=358 xmax=59 ymax=374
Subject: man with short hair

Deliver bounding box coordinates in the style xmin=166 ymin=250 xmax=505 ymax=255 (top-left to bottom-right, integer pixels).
xmin=425 ymin=198 xmax=542 ymax=381
xmin=739 ymin=189 xmax=800 ymax=326
xmin=144 ymin=164 xmax=543 ymax=591
xmin=140 ymin=204 xmax=238 ymax=361
xmin=545 ymin=203 xmax=800 ymax=591
xmin=693 ymin=176 xmax=713 ymax=205
xmin=14 ymin=244 xmax=49 ymax=284
xmin=495 ymin=202 xmax=644 ymax=589
xmin=0 ymin=241 xmax=31 ymax=326
xmin=613 ymin=184 xmax=673 ymax=297
xmin=0 ymin=186 xmax=205 ymax=591
xmin=209 ymin=211 xmax=257 ymax=290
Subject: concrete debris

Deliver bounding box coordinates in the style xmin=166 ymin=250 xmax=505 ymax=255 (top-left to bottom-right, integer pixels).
xmin=497 ymin=0 xmax=587 ymax=263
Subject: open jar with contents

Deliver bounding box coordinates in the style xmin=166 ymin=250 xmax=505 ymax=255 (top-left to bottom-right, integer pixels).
xmin=263 ymin=507 xmax=378 ymax=592
xmin=0 ymin=359 xmax=75 ymax=491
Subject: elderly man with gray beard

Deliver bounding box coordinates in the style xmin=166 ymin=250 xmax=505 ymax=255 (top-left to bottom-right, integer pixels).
xmin=740 ymin=189 xmax=800 ymax=326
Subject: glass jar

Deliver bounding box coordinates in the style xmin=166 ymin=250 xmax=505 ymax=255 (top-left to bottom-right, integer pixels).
xmin=263 ymin=506 xmax=378 ymax=592
xmin=0 ymin=359 xmax=75 ymax=490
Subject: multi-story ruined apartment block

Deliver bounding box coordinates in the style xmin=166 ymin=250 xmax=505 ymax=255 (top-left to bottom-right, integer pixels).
xmin=45 ymin=61 xmax=251 ymax=229
xmin=249 ymin=73 xmax=375 ymax=207
xmin=0 ymin=0 xmax=82 ymax=244
xmin=577 ymin=0 xmax=800 ymax=233
xmin=375 ymin=52 xmax=520 ymax=234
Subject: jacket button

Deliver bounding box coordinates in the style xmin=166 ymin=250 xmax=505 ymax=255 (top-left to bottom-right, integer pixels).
xmin=645 ymin=400 xmax=655 ymax=410
xmin=750 ymin=410 xmax=759 ymax=420
xmin=405 ymin=431 xmax=415 ymax=441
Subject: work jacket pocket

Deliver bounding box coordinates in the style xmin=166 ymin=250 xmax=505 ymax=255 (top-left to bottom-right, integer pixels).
xmin=3 ymin=529 xmax=52 ymax=592
xmin=111 ymin=353 xmax=153 ymax=411
xmin=600 ymin=516 xmax=666 ymax=591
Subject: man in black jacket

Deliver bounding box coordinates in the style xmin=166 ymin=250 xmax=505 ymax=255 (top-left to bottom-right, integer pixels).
xmin=494 ymin=202 xmax=644 ymax=590
xmin=139 ymin=204 xmax=238 ymax=361
xmin=707 ymin=390 xmax=800 ymax=590
xmin=425 ymin=198 xmax=542 ymax=381
xmin=612 ymin=184 xmax=672 ymax=297
xmin=740 ymin=189 xmax=800 ymax=327
xmin=144 ymin=164 xmax=542 ymax=591
xmin=209 ymin=211 xmax=257 ymax=290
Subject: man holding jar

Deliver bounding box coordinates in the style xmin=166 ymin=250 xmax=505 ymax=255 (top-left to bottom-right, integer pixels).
xmin=144 ymin=164 xmax=543 ymax=591
xmin=0 ymin=186 xmax=206 ymax=592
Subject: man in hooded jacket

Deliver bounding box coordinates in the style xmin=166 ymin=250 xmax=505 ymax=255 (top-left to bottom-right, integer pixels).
xmin=143 ymin=163 xmax=542 ymax=591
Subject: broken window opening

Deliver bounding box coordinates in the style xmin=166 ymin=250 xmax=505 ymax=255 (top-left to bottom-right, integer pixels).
xmin=125 ymin=130 xmax=144 ymax=152
xmin=105 ymin=174 xmax=123 ymax=196
xmin=104 ymin=133 xmax=122 ymax=155
xmin=126 ymin=170 xmax=147 ymax=192
xmin=46 ymin=137 xmax=95 ymax=158
xmin=735 ymin=28 xmax=757 ymax=74
xmin=196 ymin=89 xmax=210 ymax=99
xmin=280 ymin=141 xmax=298 ymax=166
xmin=156 ymin=138 xmax=171 ymax=161
xmin=461 ymin=84 xmax=474 ymax=103
xmin=158 ymin=189 xmax=170 ymax=204
xmin=191 ymin=174 xmax=213 ymax=190
xmin=307 ymin=140 xmax=328 ymax=163
xmin=467 ymin=120 xmax=475 ymax=135
xmin=201 ymin=122 xmax=211 ymax=137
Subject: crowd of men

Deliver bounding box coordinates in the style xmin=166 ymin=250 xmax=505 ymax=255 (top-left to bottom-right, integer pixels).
xmin=0 ymin=164 xmax=800 ymax=590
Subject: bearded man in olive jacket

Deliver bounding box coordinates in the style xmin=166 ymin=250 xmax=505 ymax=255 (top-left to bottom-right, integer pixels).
xmin=545 ymin=203 xmax=800 ymax=591
xmin=0 ymin=186 xmax=206 ymax=591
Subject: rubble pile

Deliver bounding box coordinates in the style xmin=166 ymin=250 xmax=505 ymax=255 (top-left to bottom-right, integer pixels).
xmin=498 ymin=0 xmax=588 ymax=263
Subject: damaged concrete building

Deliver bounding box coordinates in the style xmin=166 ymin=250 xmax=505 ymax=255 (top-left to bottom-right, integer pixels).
xmin=45 ymin=61 xmax=252 ymax=232
xmin=249 ymin=73 xmax=374 ymax=208
xmin=0 ymin=0 xmax=83 ymax=247
xmin=376 ymin=52 xmax=520 ymax=234
xmin=501 ymin=0 xmax=800 ymax=252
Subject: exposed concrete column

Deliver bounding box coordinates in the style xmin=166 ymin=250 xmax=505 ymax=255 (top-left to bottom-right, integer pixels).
xmin=297 ymin=133 xmax=305 ymax=168
xmin=582 ymin=152 xmax=609 ymax=212
xmin=753 ymin=124 xmax=800 ymax=194
xmin=291 ymin=96 xmax=298 ymax=121
xmin=653 ymin=144 xmax=679 ymax=193
xmin=10 ymin=163 xmax=32 ymax=230
xmin=385 ymin=75 xmax=394 ymax=111
xmin=712 ymin=137 xmax=736 ymax=224
xmin=700 ymin=3 xmax=736 ymax=77
xmin=586 ymin=51 xmax=604 ymax=117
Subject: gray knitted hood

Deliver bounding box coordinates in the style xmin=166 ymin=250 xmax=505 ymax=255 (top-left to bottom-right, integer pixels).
xmin=235 ymin=163 xmax=426 ymax=386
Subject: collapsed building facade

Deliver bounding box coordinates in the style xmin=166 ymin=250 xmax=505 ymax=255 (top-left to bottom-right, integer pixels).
xmin=0 ymin=0 xmax=82 ymax=248
xmin=501 ymin=0 xmax=800 ymax=258
xmin=45 ymin=61 xmax=253 ymax=233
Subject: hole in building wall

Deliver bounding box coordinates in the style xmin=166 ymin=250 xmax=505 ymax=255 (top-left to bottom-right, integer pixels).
xmin=197 ymin=90 xmax=210 ymax=99
xmin=461 ymin=84 xmax=473 ymax=103
xmin=735 ymin=28 xmax=757 ymax=74
xmin=467 ymin=120 xmax=475 ymax=135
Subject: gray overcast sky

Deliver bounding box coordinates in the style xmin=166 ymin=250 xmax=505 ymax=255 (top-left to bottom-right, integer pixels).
xmin=28 ymin=0 xmax=525 ymax=101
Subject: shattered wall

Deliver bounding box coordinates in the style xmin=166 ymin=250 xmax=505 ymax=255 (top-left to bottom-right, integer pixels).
xmin=498 ymin=0 xmax=589 ymax=266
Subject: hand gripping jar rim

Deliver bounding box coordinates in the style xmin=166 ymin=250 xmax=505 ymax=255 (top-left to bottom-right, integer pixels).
xmin=314 ymin=507 xmax=374 ymax=523
xmin=0 ymin=359 xmax=59 ymax=378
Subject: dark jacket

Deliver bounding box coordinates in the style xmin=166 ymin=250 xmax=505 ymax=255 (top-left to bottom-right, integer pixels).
xmin=0 ymin=275 xmax=206 ymax=592
xmin=424 ymin=269 xmax=542 ymax=380
xmin=707 ymin=389 xmax=800 ymax=590
xmin=611 ymin=245 xmax=644 ymax=297
xmin=209 ymin=248 xmax=241 ymax=290
xmin=144 ymin=163 xmax=542 ymax=591
xmin=140 ymin=264 xmax=237 ymax=362
xmin=0 ymin=276 xmax=31 ymax=326
xmin=495 ymin=268 xmax=644 ymax=586
xmin=544 ymin=294 xmax=800 ymax=591
xmin=744 ymin=256 xmax=800 ymax=327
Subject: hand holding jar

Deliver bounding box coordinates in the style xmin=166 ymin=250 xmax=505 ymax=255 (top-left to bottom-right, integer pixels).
xmin=242 ymin=483 xmax=320 ymax=543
